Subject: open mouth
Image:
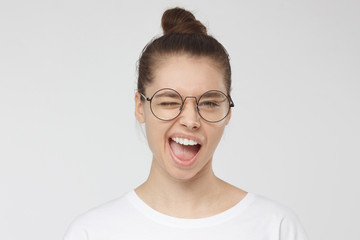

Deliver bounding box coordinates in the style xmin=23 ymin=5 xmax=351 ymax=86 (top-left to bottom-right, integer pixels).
xmin=168 ymin=137 xmax=201 ymax=167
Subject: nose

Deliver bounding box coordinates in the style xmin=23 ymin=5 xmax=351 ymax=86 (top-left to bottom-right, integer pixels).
xmin=179 ymin=97 xmax=200 ymax=130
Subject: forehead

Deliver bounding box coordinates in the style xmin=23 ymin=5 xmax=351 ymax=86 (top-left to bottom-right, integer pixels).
xmin=147 ymin=55 xmax=226 ymax=96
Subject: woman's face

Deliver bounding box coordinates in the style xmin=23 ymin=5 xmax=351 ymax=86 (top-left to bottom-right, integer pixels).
xmin=135 ymin=55 xmax=231 ymax=181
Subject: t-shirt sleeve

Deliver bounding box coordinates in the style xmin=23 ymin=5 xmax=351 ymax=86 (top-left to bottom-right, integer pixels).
xmin=63 ymin=222 xmax=88 ymax=240
xmin=279 ymin=210 xmax=309 ymax=240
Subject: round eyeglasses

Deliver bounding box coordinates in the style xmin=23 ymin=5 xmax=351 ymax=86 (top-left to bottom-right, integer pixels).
xmin=140 ymin=88 xmax=234 ymax=123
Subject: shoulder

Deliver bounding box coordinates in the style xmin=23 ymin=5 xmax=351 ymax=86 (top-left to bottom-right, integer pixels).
xmin=71 ymin=192 xmax=132 ymax=225
xmin=248 ymin=193 xmax=295 ymax=216
xmin=64 ymin=191 xmax=133 ymax=239
xmin=245 ymin=193 xmax=308 ymax=239
xmin=247 ymin=193 xmax=302 ymax=223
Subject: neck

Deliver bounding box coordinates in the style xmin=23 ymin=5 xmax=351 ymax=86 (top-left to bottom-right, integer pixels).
xmin=135 ymin=158 xmax=228 ymax=218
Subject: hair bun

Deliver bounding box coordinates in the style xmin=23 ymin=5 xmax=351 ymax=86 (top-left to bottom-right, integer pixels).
xmin=161 ymin=7 xmax=207 ymax=35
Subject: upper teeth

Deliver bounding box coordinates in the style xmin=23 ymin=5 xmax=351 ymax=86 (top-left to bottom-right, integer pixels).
xmin=171 ymin=137 xmax=198 ymax=146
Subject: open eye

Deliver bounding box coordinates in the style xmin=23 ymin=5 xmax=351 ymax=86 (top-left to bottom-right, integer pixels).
xmin=199 ymin=101 xmax=220 ymax=108
xmin=199 ymin=91 xmax=228 ymax=111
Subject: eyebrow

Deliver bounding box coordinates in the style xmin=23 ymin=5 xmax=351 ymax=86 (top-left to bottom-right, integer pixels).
xmin=153 ymin=90 xmax=228 ymax=100
xmin=154 ymin=92 xmax=180 ymax=98
xmin=200 ymin=92 xmax=226 ymax=99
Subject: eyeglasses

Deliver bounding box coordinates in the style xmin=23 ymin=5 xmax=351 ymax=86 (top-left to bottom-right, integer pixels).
xmin=140 ymin=88 xmax=234 ymax=123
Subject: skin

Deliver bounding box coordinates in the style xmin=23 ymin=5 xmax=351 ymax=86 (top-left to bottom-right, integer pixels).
xmin=134 ymin=54 xmax=247 ymax=218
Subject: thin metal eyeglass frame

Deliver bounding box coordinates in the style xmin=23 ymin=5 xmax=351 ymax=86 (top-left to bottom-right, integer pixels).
xmin=140 ymin=88 xmax=235 ymax=123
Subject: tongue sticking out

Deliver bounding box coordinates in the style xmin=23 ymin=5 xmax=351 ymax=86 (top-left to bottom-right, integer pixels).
xmin=169 ymin=140 xmax=200 ymax=161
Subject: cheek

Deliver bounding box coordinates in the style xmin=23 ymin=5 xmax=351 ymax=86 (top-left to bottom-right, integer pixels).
xmin=207 ymin=125 xmax=226 ymax=148
xmin=145 ymin=122 xmax=157 ymax=151
xmin=144 ymin=119 xmax=167 ymax=153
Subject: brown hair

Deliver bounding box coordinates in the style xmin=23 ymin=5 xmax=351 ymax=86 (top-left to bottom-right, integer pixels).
xmin=137 ymin=7 xmax=231 ymax=96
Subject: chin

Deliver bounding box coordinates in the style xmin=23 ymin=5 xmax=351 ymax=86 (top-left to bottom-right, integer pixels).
xmin=167 ymin=169 xmax=200 ymax=182
xmin=164 ymin=157 xmax=212 ymax=183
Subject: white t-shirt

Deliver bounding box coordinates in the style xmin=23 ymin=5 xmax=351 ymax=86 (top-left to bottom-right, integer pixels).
xmin=64 ymin=190 xmax=308 ymax=240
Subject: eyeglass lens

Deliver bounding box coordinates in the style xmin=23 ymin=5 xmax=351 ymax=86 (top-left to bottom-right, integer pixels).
xmin=150 ymin=89 xmax=231 ymax=122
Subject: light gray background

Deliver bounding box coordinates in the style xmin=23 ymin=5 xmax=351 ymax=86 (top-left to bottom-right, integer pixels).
xmin=0 ymin=0 xmax=359 ymax=239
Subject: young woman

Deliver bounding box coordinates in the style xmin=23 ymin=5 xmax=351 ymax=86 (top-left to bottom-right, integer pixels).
xmin=64 ymin=7 xmax=308 ymax=240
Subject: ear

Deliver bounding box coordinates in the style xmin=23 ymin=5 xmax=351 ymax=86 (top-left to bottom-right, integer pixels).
xmin=135 ymin=92 xmax=146 ymax=123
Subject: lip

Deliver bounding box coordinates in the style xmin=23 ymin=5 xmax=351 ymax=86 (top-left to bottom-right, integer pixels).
xmin=166 ymin=134 xmax=203 ymax=168
xmin=167 ymin=139 xmax=201 ymax=167
xmin=168 ymin=133 xmax=204 ymax=146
